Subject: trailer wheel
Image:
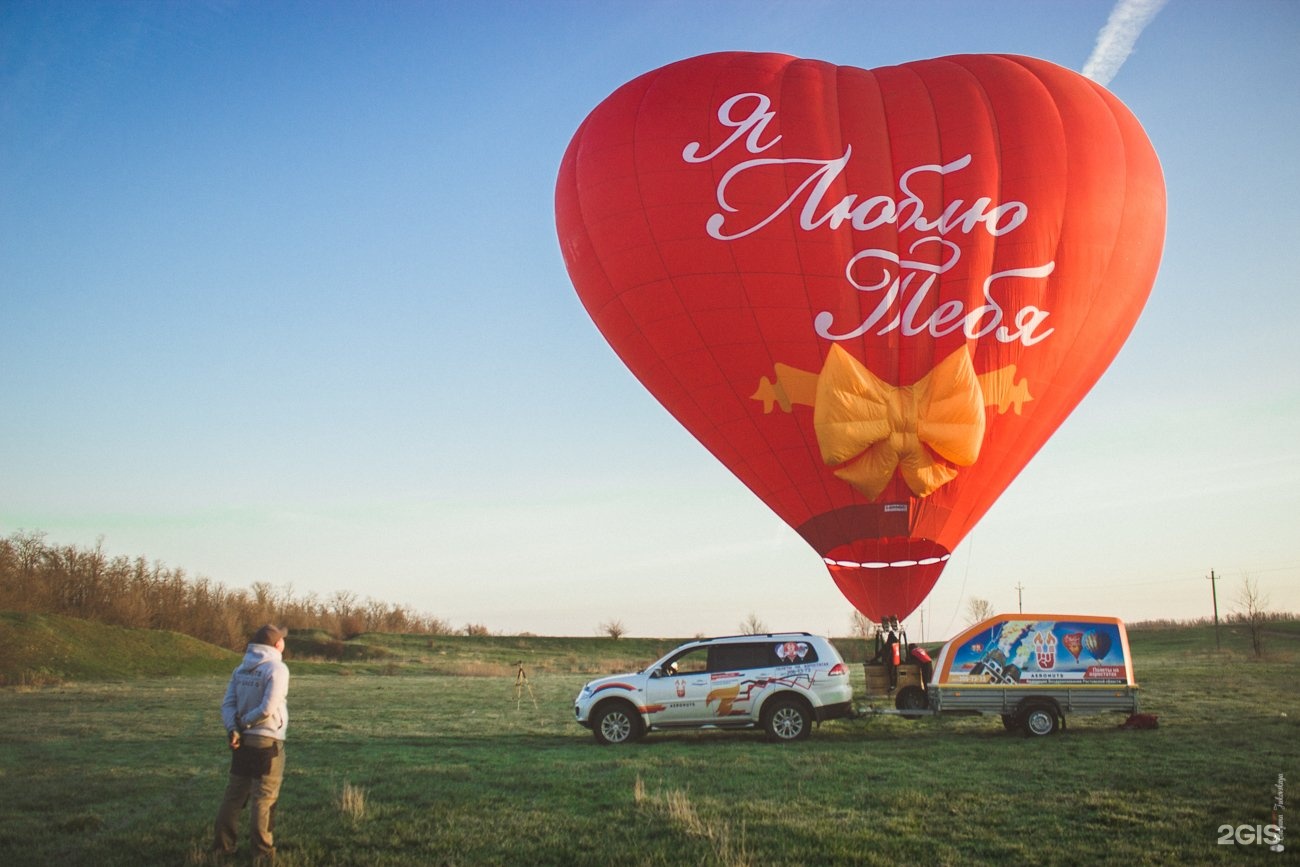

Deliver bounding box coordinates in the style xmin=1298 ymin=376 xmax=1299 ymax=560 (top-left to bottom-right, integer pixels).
xmin=1020 ymin=702 xmax=1060 ymax=737
xmin=894 ymin=685 xmax=928 ymax=714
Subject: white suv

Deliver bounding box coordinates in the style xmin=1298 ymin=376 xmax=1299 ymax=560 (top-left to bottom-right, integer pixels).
xmin=574 ymin=633 xmax=854 ymax=744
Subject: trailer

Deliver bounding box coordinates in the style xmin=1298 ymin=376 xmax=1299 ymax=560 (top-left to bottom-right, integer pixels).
xmin=861 ymin=614 xmax=1140 ymax=736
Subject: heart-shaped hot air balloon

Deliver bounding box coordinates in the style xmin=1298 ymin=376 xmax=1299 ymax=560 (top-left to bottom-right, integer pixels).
xmin=556 ymin=52 xmax=1165 ymax=621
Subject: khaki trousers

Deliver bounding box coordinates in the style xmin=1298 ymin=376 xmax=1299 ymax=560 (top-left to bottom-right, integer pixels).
xmin=213 ymin=736 xmax=285 ymax=857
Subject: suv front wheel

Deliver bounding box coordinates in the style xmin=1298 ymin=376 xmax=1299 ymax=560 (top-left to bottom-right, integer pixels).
xmin=762 ymin=696 xmax=811 ymax=742
xmin=593 ymin=701 xmax=643 ymax=745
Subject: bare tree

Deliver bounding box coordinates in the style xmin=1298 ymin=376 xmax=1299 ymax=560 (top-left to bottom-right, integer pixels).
xmin=11 ymin=529 xmax=48 ymax=573
xmin=251 ymin=581 xmax=276 ymax=623
xmin=328 ymin=589 xmax=365 ymax=639
xmin=600 ymin=619 xmax=627 ymax=640
xmin=848 ymin=610 xmax=875 ymax=639
xmin=739 ymin=612 xmax=767 ymax=635
xmin=1233 ymin=574 xmax=1270 ymax=658
xmin=965 ymin=597 xmax=995 ymax=626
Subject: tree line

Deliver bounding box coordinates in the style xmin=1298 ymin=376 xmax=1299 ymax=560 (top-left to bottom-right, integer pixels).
xmin=0 ymin=530 xmax=455 ymax=650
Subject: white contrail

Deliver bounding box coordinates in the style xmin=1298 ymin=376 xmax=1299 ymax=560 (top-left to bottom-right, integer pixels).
xmin=1081 ymin=0 xmax=1170 ymax=85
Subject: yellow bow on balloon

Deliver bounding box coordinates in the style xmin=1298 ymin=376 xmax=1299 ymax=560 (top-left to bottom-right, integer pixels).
xmin=812 ymin=344 xmax=985 ymax=499
xmin=752 ymin=346 xmax=1031 ymax=499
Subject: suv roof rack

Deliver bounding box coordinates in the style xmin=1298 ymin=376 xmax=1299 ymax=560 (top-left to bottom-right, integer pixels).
xmin=695 ymin=631 xmax=814 ymax=642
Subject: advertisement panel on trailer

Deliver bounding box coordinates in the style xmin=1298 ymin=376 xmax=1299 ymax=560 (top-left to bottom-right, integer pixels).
xmin=934 ymin=614 xmax=1134 ymax=686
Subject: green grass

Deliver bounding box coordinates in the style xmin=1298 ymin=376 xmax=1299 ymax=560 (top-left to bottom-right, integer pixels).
xmin=0 ymin=613 xmax=864 ymax=682
xmin=287 ymin=629 xmax=692 ymax=676
xmin=0 ymin=612 xmax=238 ymax=684
xmin=0 ymin=619 xmax=1296 ymax=865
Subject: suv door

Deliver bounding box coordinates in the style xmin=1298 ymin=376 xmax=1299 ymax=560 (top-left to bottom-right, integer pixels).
xmin=643 ymin=646 xmax=712 ymax=725
xmin=701 ymin=642 xmax=772 ymax=723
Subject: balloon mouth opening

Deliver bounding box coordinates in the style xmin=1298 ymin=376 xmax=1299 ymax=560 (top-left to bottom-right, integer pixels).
xmin=821 ymin=537 xmax=951 ymax=621
xmin=820 ymin=538 xmax=951 ymax=570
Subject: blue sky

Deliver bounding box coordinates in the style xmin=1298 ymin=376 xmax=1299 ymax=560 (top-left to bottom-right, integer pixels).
xmin=3 ymin=0 xmax=1298 ymax=638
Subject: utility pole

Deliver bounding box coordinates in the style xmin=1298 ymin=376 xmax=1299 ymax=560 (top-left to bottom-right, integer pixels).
xmin=1207 ymin=570 xmax=1221 ymax=650
xmin=1015 ymin=582 xmax=1024 ymax=614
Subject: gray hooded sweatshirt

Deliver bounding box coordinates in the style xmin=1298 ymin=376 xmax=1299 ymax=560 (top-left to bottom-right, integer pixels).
xmin=221 ymin=642 xmax=289 ymax=740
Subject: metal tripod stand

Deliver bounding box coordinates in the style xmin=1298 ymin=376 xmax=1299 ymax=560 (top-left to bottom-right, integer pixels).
xmin=514 ymin=661 xmax=538 ymax=710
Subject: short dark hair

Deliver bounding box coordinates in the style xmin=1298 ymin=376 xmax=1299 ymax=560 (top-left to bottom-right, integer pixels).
xmin=251 ymin=624 xmax=286 ymax=646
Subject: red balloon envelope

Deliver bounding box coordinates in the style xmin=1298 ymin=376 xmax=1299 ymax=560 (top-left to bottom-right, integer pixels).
xmin=555 ymin=52 xmax=1165 ymax=621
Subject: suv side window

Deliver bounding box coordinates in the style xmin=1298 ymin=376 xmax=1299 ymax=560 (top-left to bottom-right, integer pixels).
xmin=770 ymin=640 xmax=818 ymax=665
xmin=708 ymin=643 xmax=771 ymax=672
xmin=666 ymin=646 xmax=710 ymax=674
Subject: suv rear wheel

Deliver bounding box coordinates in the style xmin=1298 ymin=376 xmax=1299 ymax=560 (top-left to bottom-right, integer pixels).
xmin=593 ymin=701 xmax=642 ymax=745
xmin=763 ymin=696 xmax=811 ymax=742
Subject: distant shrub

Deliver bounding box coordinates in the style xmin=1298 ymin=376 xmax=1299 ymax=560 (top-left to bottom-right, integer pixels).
xmin=0 ymin=529 xmax=457 ymax=650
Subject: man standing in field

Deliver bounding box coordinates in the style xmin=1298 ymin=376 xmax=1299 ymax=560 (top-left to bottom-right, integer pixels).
xmin=213 ymin=624 xmax=290 ymax=861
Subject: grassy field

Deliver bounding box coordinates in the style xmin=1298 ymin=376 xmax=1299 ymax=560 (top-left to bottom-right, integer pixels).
xmin=0 ymin=617 xmax=1295 ymax=865
xmin=0 ymin=611 xmax=238 ymax=685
